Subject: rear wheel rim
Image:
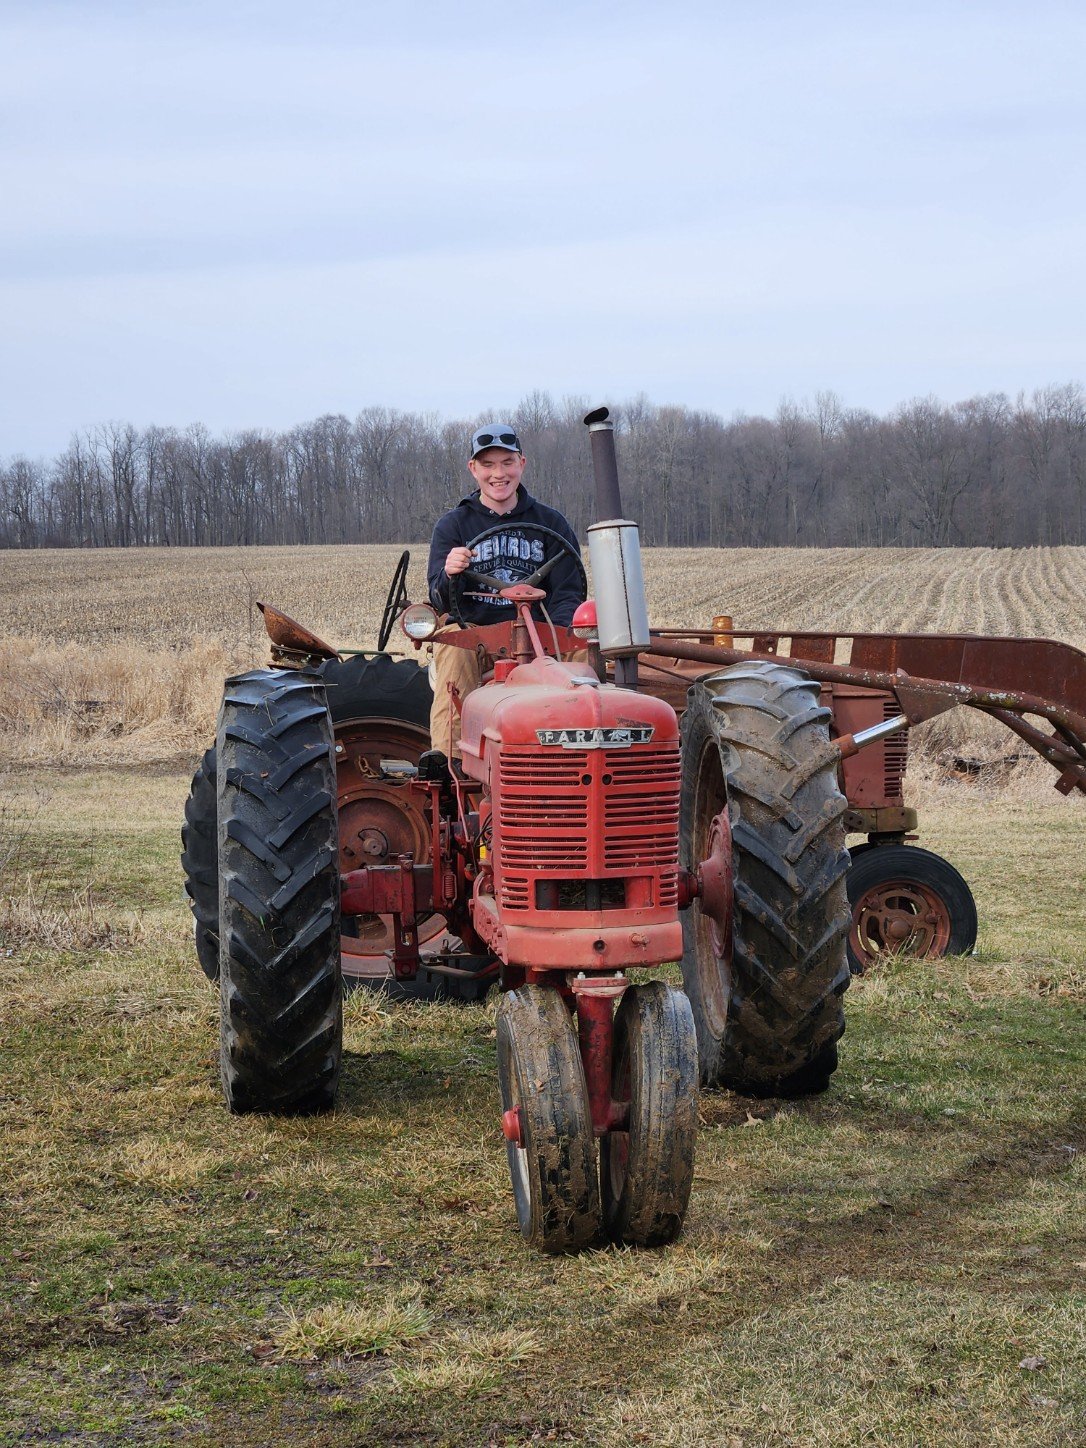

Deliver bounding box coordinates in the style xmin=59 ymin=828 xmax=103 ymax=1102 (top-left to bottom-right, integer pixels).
xmin=334 ymin=717 xmax=445 ymax=977
xmin=691 ymin=736 xmax=731 ymax=1038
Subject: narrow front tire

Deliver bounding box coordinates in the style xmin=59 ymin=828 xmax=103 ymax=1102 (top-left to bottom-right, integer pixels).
xmin=602 ymin=983 xmax=699 ymax=1247
xmin=496 ymin=986 xmax=600 ymax=1254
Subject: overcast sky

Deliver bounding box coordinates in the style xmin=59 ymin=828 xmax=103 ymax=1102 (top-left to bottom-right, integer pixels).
xmin=2 ymin=0 xmax=1084 ymax=457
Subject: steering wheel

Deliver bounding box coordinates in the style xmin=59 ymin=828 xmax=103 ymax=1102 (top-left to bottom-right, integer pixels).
xmin=448 ymin=523 xmax=587 ymax=627
xmin=377 ymin=549 xmax=411 ymax=650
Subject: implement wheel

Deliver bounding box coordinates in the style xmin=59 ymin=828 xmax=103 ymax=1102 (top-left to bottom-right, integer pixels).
xmin=847 ymin=844 xmax=978 ymax=971
xmin=601 ymin=983 xmax=698 ymax=1247
xmin=680 ymin=662 xmax=852 ymax=1096
xmin=496 ymin=985 xmax=600 ymax=1254
xmin=217 ymin=669 xmax=341 ymax=1115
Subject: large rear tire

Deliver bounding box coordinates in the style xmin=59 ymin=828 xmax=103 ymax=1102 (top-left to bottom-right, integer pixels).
xmin=320 ymin=649 xmax=432 ymax=730
xmin=182 ymin=655 xmax=489 ymax=1002
xmin=680 ymin=662 xmax=851 ymax=1097
xmin=217 ymin=669 xmax=342 ymax=1115
xmin=181 ymin=747 xmax=220 ymax=981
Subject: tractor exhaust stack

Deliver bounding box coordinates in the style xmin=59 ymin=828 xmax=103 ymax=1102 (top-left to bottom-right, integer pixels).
xmin=583 ymin=407 xmax=649 ymax=685
xmin=584 ymin=406 xmax=624 ymax=519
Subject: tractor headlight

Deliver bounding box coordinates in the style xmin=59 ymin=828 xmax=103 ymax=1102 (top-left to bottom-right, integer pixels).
xmin=401 ymin=603 xmax=440 ymax=641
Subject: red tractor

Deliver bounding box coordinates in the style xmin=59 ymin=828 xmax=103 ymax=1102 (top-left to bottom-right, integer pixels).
xmin=184 ymin=408 xmax=1086 ymax=1253
xmin=186 ymin=410 xmax=862 ymax=1251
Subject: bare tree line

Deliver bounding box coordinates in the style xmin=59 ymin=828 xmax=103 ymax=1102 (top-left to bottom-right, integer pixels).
xmin=2 ymin=385 xmax=1085 ymax=550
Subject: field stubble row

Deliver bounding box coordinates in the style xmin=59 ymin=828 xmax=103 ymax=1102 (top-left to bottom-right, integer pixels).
xmin=1 ymin=544 xmax=1084 ymax=782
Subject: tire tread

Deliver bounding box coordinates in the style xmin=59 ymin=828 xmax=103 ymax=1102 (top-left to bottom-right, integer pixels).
xmin=217 ymin=668 xmax=342 ymax=1115
xmin=681 ymin=661 xmax=851 ymax=1096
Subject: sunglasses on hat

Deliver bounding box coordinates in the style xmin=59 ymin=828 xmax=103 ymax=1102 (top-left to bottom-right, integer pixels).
xmin=470 ymin=427 xmax=521 ymax=458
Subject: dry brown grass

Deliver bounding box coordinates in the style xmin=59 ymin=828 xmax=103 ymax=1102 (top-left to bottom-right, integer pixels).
xmin=0 ymin=875 xmax=150 ymax=950
xmin=266 ymin=1295 xmax=433 ymax=1363
xmin=1 ymin=544 xmax=1084 ymax=775
xmin=0 ymin=633 xmax=249 ymax=764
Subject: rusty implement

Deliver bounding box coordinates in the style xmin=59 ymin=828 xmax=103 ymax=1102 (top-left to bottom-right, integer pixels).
xmin=641 ymin=629 xmax=1086 ymax=795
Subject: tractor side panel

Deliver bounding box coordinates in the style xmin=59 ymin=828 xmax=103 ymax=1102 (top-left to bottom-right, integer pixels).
xmin=831 ymin=684 xmax=908 ymax=811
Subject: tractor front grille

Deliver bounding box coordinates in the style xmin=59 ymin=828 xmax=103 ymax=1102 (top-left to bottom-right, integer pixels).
xmin=495 ymin=744 xmax=680 ymax=912
xmin=500 ymin=876 xmax=531 ymax=911
xmin=498 ymin=752 xmax=591 ymax=788
xmin=603 ymin=749 xmax=681 ymax=875
xmin=497 ymin=750 xmax=589 ymax=874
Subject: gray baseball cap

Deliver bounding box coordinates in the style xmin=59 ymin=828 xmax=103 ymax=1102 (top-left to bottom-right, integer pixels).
xmin=470 ymin=423 xmax=522 ymax=459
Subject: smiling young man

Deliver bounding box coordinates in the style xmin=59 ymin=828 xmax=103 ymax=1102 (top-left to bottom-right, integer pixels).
xmin=426 ymin=422 xmax=585 ymax=758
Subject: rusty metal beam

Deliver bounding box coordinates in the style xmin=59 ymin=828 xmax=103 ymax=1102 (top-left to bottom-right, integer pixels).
xmin=642 ymin=633 xmax=1086 ymax=794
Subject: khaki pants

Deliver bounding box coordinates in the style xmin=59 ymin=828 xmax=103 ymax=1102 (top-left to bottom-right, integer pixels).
xmin=429 ymin=641 xmax=590 ymax=760
xmin=429 ymin=641 xmax=488 ymax=761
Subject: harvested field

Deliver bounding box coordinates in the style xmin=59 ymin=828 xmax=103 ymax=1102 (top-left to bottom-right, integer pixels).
xmin=1 ymin=544 xmax=1085 ymax=779
xmin=4 ymin=543 xmax=1086 ymax=650
xmin=1 ymin=546 xmax=1084 ymax=1442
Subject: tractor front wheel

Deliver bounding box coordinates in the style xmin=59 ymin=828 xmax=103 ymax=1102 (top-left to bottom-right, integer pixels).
xmin=601 ymin=983 xmax=698 ymax=1247
xmin=496 ymin=985 xmax=600 ymax=1254
xmin=847 ymin=844 xmax=978 ymax=971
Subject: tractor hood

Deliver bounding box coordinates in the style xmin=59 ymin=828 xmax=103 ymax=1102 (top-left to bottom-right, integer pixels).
xmin=458 ymin=657 xmax=679 ymax=782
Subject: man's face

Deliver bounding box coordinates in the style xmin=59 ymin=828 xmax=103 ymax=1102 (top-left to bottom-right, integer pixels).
xmin=468 ymin=447 xmax=526 ymax=515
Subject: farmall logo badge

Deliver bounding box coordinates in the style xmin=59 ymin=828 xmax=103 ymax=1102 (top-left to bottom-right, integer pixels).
xmin=535 ymin=726 xmax=655 ymax=749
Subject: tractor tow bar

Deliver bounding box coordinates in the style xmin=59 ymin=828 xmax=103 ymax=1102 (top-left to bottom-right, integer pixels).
xmin=340 ymin=856 xmax=434 ymax=979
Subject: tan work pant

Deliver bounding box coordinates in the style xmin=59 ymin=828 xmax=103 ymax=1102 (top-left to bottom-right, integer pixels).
xmin=429 ymin=641 xmax=487 ymax=761
xmin=429 ymin=641 xmax=590 ymax=760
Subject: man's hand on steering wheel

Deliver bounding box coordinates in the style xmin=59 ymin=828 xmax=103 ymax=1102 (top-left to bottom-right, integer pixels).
xmin=446 ymin=523 xmax=587 ymax=626
xmin=444 ymin=545 xmax=474 ymax=577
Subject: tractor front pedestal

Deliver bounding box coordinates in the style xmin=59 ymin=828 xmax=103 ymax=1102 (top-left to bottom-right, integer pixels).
xmin=571 ymin=972 xmax=630 ymax=1136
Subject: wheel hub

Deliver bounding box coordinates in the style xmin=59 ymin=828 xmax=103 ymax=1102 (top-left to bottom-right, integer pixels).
xmin=501 ymin=1107 xmax=523 ymax=1145
xmin=697 ymin=812 xmax=734 ymax=961
xmin=691 ymin=739 xmax=734 ymax=1041
xmin=333 ymin=717 xmax=445 ymax=977
xmin=851 ymin=879 xmax=952 ymax=959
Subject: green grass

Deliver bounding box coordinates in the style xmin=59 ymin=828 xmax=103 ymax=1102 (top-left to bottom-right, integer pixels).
xmin=1 ymin=768 xmax=1084 ymax=1445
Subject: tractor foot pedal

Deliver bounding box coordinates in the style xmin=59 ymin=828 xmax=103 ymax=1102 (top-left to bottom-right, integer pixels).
xmin=416 ymin=749 xmax=450 ymax=783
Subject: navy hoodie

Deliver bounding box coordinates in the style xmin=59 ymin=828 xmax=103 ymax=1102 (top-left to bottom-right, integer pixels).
xmin=427 ymin=487 xmax=585 ymax=627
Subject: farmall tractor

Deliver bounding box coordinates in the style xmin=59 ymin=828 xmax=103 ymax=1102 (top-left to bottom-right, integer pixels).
xmin=183 ymin=409 xmax=1086 ymax=1253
